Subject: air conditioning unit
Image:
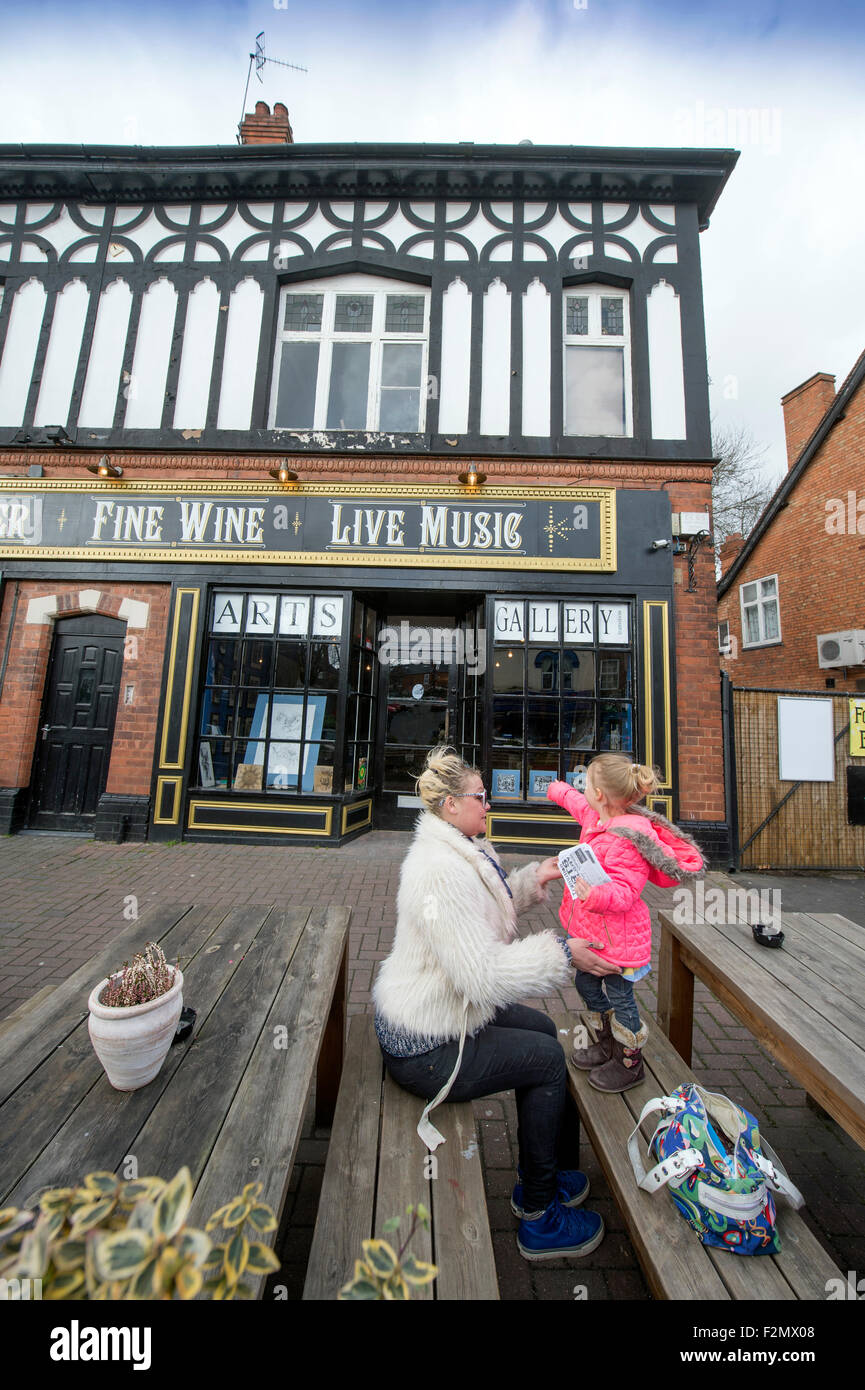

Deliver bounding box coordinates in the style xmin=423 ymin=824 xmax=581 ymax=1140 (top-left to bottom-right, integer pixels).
xmin=817 ymin=630 xmax=865 ymax=668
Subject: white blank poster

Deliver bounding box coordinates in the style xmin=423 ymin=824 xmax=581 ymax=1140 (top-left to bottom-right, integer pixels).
xmin=777 ymin=697 xmax=835 ymax=781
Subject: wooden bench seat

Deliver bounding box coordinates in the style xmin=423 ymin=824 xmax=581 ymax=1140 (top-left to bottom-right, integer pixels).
xmin=303 ymin=1013 xmax=499 ymax=1300
xmin=556 ymin=1011 xmax=845 ymax=1300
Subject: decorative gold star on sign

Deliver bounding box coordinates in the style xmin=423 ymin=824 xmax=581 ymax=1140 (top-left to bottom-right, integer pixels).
xmin=293 ymin=512 xmax=302 ymax=535
xmin=57 ymin=509 xmax=68 ymax=532
xmin=544 ymin=506 xmax=572 ymax=552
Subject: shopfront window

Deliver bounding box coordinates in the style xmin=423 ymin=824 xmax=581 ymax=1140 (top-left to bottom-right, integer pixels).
xmin=194 ymin=591 xmax=345 ymax=795
xmin=490 ymin=598 xmax=634 ymax=800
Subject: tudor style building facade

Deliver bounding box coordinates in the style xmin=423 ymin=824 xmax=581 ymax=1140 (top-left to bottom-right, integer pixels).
xmin=0 ymin=108 xmax=736 ymax=855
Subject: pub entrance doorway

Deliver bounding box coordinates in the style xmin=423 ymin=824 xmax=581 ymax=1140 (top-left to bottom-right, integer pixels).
xmin=28 ymin=615 xmax=125 ymax=832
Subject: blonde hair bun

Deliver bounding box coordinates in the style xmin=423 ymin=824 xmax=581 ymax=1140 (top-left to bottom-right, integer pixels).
xmin=415 ymin=744 xmax=479 ymax=814
xmin=589 ymin=753 xmax=660 ymax=807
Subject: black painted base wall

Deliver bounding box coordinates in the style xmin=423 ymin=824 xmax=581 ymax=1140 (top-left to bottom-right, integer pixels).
xmin=94 ymin=795 xmax=151 ymax=843
xmin=685 ymin=820 xmax=733 ymax=869
xmin=0 ymin=788 xmax=28 ymax=835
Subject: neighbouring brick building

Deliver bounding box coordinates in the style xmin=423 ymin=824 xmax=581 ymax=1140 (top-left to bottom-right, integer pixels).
xmin=0 ymin=104 xmax=736 ymax=858
xmin=718 ymin=351 xmax=865 ymax=691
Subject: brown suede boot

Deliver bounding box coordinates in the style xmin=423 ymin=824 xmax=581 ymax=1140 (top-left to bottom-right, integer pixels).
xmin=588 ymin=1019 xmax=648 ymax=1093
xmin=571 ymin=1010 xmax=613 ymax=1070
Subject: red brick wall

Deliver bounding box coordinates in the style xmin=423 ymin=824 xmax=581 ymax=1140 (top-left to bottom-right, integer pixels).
xmin=0 ymin=582 xmax=171 ymax=793
xmin=0 ymin=449 xmax=725 ymax=822
xmin=719 ymin=378 xmax=865 ymax=691
xmin=781 ymin=373 xmax=835 ymax=471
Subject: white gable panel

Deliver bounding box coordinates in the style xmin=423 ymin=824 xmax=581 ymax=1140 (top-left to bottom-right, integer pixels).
xmin=489 ymin=240 xmax=514 ymax=262
xmin=650 ymin=242 xmax=678 ymax=263
xmin=113 ymin=206 xmax=144 ymax=227
xmin=198 ymin=204 xmax=229 ymax=226
xmin=79 ymin=206 xmax=109 ymax=228
xmin=438 ymin=277 xmax=472 ymax=434
xmin=521 ymin=279 xmax=550 ymax=437
xmin=0 ymin=280 xmax=46 ymax=425
xmin=36 ymin=208 xmax=92 ymax=257
xmin=443 ymin=202 xmax=472 ymax=223
xmin=161 ymin=206 xmax=192 ymax=227
xmin=610 ymin=210 xmax=676 ymax=260
xmin=24 ymin=204 xmax=55 ymax=224
xmin=602 ymin=203 xmax=631 ymax=223
xmin=443 ymin=239 xmax=470 ymax=260
xmin=374 ymin=207 xmax=431 ymax=253
xmin=567 ymin=203 xmax=593 ymax=224
xmin=124 ymin=278 xmax=177 ymax=428
xmin=18 ymin=242 xmax=49 ymax=262
xmin=407 ymin=202 xmax=436 ymax=227
xmin=78 ymin=279 xmax=133 ymax=427
xmin=153 ymin=240 xmax=187 ymax=261
xmin=480 ymin=279 xmax=510 ymax=436
xmin=288 ymin=207 xmax=344 ymax=250
xmin=328 ymin=202 xmax=355 ymax=223
xmin=454 ymin=210 xmax=502 ymax=254
xmin=34 ymin=279 xmax=89 ymax=426
xmin=204 ymin=207 xmax=261 ymax=257
xmin=117 ymin=210 xmax=173 ymax=258
xmin=0 ymin=243 xmax=10 ymax=261
xmin=648 ymin=204 xmax=676 ymax=227
xmin=68 ymin=243 xmax=100 ymax=263
xmin=602 ymin=239 xmax=634 ymax=262
xmin=217 ymin=278 xmax=264 ymax=430
xmin=523 ymin=242 xmax=549 ymax=261
xmin=647 ymin=279 xmax=686 ymax=440
xmin=535 ymin=210 xmax=593 ymax=255
xmin=0 ymin=205 xmax=18 ymax=226
xmin=174 ymin=278 xmax=220 ymax=429
xmin=240 ymin=239 xmax=270 ymax=261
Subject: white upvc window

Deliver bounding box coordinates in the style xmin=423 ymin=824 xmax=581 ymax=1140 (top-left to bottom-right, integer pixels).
xmin=563 ymin=287 xmax=632 ymax=437
xmin=269 ymin=274 xmax=430 ymax=432
xmin=718 ymin=620 xmax=732 ymax=656
xmin=740 ymin=575 xmax=781 ymax=647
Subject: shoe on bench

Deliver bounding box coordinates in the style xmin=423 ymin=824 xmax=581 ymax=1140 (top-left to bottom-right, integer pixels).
xmin=511 ymin=1168 xmax=590 ymax=1218
xmin=517 ymin=1197 xmax=605 ymax=1261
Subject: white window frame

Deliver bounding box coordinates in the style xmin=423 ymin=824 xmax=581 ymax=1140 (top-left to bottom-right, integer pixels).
xmin=739 ymin=574 xmax=782 ymax=648
xmin=562 ymin=286 xmax=633 ymax=438
xmin=718 ymin=619 xmax=731 ymax=656
xmin=268 ymin=273 xmax=430 ymax=432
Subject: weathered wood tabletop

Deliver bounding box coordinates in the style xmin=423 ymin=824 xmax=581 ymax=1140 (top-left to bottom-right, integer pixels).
xmin=649 ymin=875 xmax=865 ymax=1150
xmin=0 ymin=901 xmax=350 ymax=1292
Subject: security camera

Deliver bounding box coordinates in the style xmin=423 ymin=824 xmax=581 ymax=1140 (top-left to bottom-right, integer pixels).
xmin=650 ymin=539 xmax=670 ymax=551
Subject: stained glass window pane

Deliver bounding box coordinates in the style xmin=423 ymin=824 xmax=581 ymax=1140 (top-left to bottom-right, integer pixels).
xmin=601 ymin=298 xmax=624 ymax=335
xmin=566 ymin=297 xmax=589 ymax=335
xmin=385 ymin=295 xmax=425 ymax=332
xmin=284 ymin=294 xmax=323 ymax=332
xmin=334 ymin=295 xmax=374 ymax=332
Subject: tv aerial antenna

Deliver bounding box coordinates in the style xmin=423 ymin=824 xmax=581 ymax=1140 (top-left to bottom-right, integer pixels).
xmin=237 ymin=31 xmax=308 ymax=142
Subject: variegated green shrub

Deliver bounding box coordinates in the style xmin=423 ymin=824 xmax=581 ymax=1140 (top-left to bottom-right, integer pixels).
xmin=338 ymin=1203 xmax=437 ymax=1300
xmin=0 ymin=1168 xmax=280 ymax=1301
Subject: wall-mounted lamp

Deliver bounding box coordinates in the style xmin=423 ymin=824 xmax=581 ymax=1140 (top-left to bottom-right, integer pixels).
xmin=269 ymin=465 xmax=299 ymax=485
xmin=458 ymin=467 xmax=486 ymax=490
xmin=87 ymin=455 xmax=123 ymax=479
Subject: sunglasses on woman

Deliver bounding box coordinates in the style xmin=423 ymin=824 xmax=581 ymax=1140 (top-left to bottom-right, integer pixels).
xmin=440 ymin=791 xmax=489 ymax=805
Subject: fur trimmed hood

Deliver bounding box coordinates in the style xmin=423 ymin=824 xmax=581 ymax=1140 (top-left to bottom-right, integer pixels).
xmin=603 ymin=804 xmax=706 ymax=886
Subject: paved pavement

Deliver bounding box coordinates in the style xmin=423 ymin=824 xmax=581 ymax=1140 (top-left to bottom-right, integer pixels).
xmin=1 ymin=831 xmax=863 ymax=1302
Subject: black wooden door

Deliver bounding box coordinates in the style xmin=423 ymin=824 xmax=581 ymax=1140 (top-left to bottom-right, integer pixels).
xmin=28 ymin=616 xmax=125 ymax=831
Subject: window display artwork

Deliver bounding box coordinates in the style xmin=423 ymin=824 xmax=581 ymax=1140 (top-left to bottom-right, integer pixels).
xmin=244 ymin=693 xmax=327 ymax=790
xmin=492 ymin=768 xmax=521 ymax=800
xmin=528 ymin=769 xmax=556 ymax=800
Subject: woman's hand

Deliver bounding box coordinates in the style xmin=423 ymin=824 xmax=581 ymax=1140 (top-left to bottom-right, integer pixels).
xmin=567 ymin=938 xmax=622 ymax=976
xmin=535 ymin=856 xmax=562 ymax=887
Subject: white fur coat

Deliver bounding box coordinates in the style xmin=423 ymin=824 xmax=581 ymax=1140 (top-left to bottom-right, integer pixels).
xmin=372 ymin=811 xmax=570 ymax=1042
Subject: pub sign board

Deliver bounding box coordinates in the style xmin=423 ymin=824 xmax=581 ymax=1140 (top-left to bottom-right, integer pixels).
xmin=0 ymin=482 xmax=616 ymax=572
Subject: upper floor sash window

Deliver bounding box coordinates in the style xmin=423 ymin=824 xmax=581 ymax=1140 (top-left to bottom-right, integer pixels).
xmin=740 ymin=575 xmax=781 ymax=647
xmin=269 ymin=274 xmax=430 ymax=432
xmin=563 ymin=287 xmax=632 ymax=437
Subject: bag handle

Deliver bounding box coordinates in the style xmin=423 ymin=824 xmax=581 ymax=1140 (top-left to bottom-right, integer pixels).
xmin=627 ymin=1095 xmax=703 ymax=1193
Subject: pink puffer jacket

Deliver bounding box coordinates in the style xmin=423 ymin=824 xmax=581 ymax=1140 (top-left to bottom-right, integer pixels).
xmin=546 ymin=781 xmax=705 ymax=969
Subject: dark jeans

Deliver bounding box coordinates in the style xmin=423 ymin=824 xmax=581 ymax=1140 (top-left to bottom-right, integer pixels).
xmin=574 ymin=969 xmax=642 ymax=1033
xmin=382 ymin=1003 xmax=581 ymax=1213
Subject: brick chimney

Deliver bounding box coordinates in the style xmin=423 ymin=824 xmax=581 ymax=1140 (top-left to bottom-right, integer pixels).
xmin=239 ymin=101 xmax=294 ymax=145
xmin=719 ymin=531 xmax=744 ymax=574
xmin=780 ymin=372 xmax=835 ymax=470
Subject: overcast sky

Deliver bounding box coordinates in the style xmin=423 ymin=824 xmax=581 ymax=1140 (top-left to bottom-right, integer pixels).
xmin=6 ymin=0 xmax=865 ymax=487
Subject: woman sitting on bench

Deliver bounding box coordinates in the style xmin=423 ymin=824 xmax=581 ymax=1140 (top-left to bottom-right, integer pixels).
xmin=373 ymin=744 xmax=621 ymax=1261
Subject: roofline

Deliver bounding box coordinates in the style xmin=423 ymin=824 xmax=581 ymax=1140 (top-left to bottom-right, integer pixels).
xmin=0 ymin=141 xmax=739 ymax=223
xmin=717 ymin=346 xmax=865 ymax=597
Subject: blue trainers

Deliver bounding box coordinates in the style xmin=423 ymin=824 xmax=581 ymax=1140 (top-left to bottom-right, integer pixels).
xmin=510 ymin=1169 xmax=590 ymax=1218
xmin=517 ymin=1197 xmax=605 ymax=1261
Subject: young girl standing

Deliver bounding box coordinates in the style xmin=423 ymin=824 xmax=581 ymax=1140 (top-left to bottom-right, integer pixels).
xmin=547 ymin=755 xmax=705 ymax=1092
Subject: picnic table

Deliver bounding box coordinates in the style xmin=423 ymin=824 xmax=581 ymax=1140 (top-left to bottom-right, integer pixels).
xmin=652 ymin=873 xmax=865 ymax=1150
xmin=0 ymin=901 xmax=350 ymax=1295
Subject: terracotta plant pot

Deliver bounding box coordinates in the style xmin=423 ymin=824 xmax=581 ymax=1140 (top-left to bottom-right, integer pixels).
xmin=87 ymin=968 xmax=184 ymax=1091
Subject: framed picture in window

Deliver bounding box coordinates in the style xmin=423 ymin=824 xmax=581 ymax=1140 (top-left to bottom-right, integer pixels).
xmin=492 ymin=768 xmax=521 ymax=801
xmin=245 ymin=694 xmax=327 ymax=790
xmin=198 ymin=743 xmax=215 ymax=789
xmin=528 ymin=769 xmax=556 ymax=801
